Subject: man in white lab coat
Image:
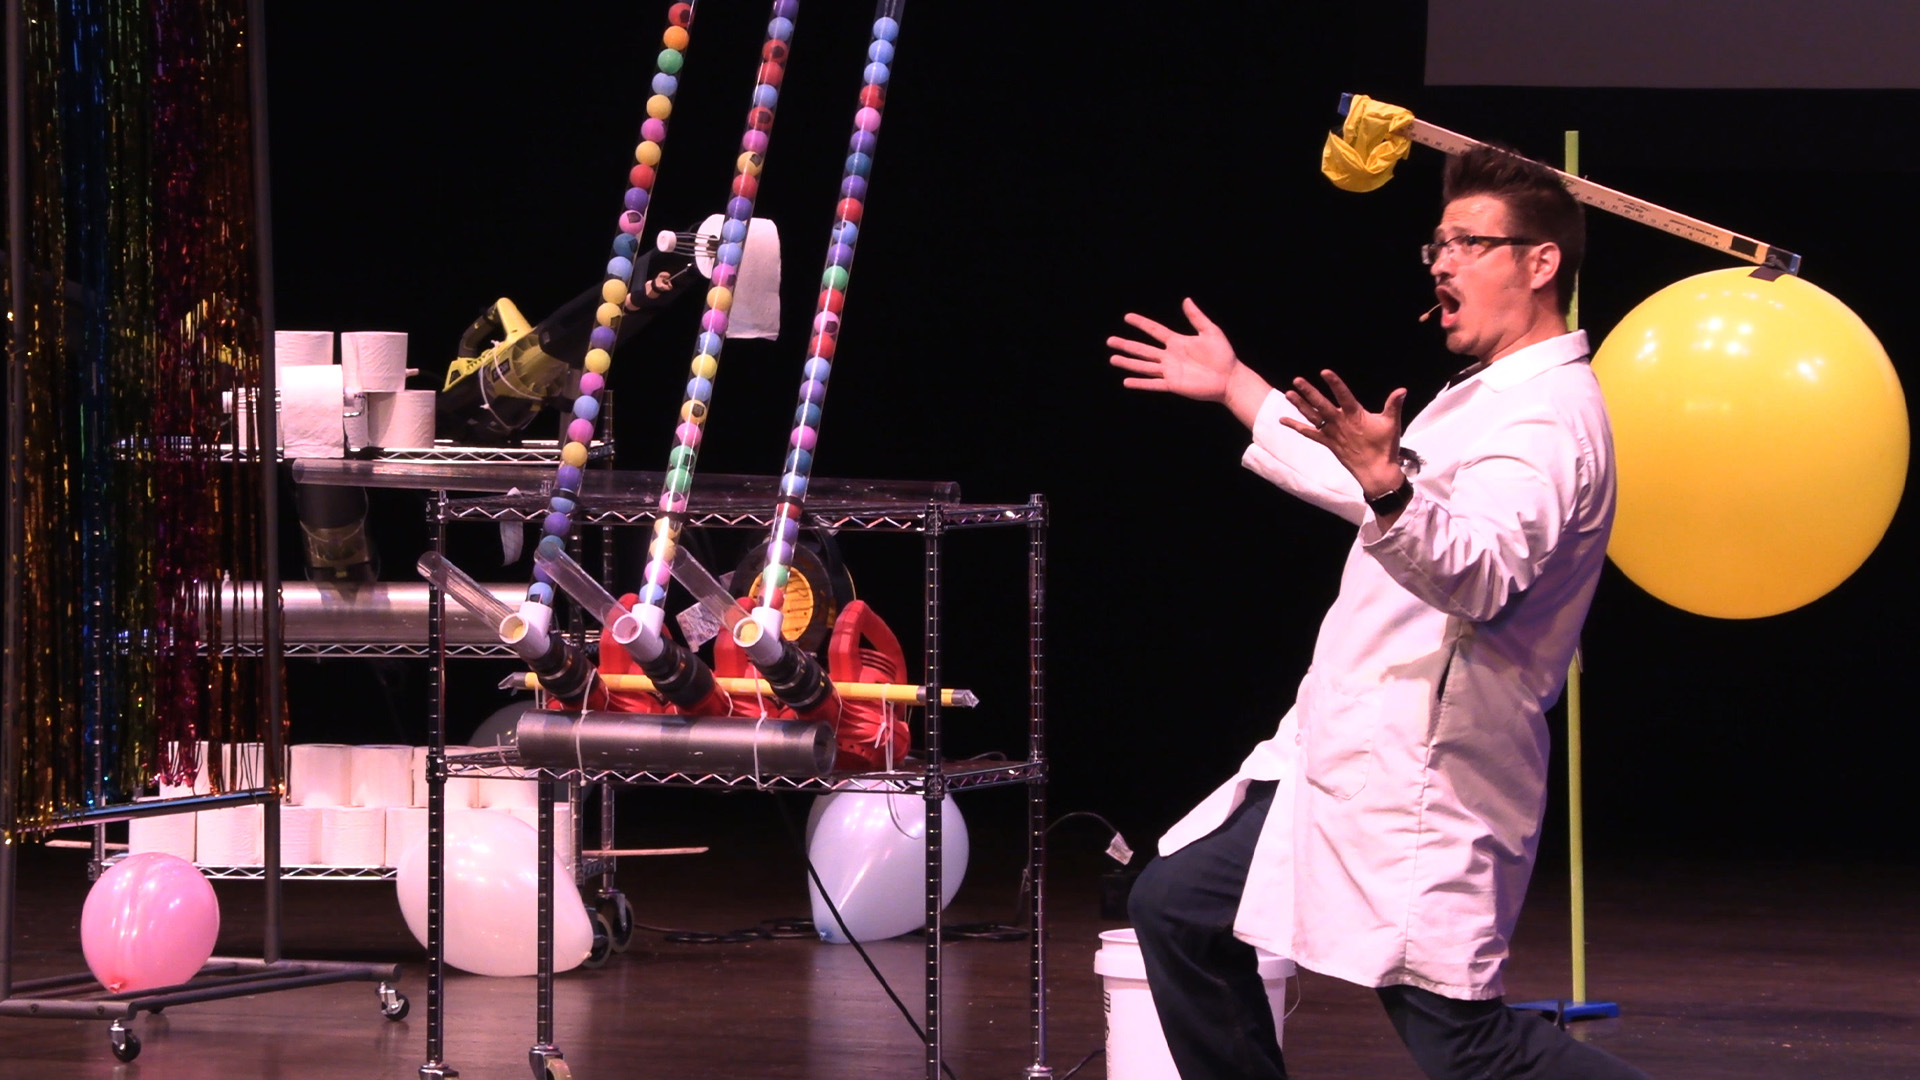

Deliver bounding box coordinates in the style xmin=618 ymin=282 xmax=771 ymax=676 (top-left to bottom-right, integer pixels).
xmin=1107 ymin=147 xmax=1651 ymax=1079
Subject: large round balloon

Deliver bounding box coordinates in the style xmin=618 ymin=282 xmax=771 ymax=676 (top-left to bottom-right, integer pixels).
xmin=805 ymin=784 xmax=968 ymax=944
xmin=81 ymin=852 xmax=220 ymax=993
xmin=394 ymin=809 xmax=592 ymax=976
xmin=1593 ymin=268 xmax=1908 ymax=618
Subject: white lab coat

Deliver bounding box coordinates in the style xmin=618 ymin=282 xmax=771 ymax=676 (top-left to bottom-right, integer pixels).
xmin=1158 ymin=331 xmax=1614 ymax=1000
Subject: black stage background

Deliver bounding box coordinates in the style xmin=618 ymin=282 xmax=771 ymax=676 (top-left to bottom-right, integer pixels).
xmin=264 ymin=3 xmax=1917 ymax=867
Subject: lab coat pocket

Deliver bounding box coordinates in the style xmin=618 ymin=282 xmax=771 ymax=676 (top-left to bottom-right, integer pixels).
xmin=1301 ymin=676 xmax=1377 ymax=801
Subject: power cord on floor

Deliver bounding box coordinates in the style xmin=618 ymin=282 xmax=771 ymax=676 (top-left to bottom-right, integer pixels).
xmin=1057 ymin=1043 xmax=1104 ymax=1080
xmin=773 ymin=794 xmax=964 ymax=1080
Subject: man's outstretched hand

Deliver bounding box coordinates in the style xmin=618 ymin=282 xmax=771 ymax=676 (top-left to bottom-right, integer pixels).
xmin=1280 ymin=369 xmax=1408 ymax=500
xmin=1109 ymin=299 xmax=1271 ymax=426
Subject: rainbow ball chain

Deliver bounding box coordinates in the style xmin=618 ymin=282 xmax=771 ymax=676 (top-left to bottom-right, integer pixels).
xmin=756 ymin=5 xmax=900 ymax=603
xmin=534 ymin=1 xmax=698 ymax=597
xmin=632 ymin=0 xmax=800 ymax=639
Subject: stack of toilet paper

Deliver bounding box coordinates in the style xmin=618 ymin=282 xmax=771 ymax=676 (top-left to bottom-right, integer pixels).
xmin=234 ymin=330 xmax=435 ymax=456
xmin=128 ymin=741 xmax=569 ymax=872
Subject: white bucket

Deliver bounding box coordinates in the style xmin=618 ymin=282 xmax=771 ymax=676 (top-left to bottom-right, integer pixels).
xmin=1095 ymin=927 xmax=1294 ymax=1080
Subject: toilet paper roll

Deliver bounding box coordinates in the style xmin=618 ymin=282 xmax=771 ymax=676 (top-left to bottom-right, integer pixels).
xmin=274 ymin=330 xmax=334 ymax=369
xmin=289 ymin=743 xmax=355 ymax=806
xmin=384 ymin=806 xmax=428 ymax=869
xmin=320 ymin=805 xmax=388 ymax=867
xmin=341 ymin=331 xmax=414 ymax=393
xmin=471 ymin=768 xmax=539 ymax=810
xmin=213 ymin=740 xmax=269 ymax=792
xmin=128 ymin=799 xmax=197 ymax=861
xmin=367 ymin=389 xmax=437 ymax=449
xmin=196 ymin=803 xmax=265 ymax=866
xmin=351 ymin=745 xmax=417 ymax=808
xmin=157 ymin=740 xmax=213 ymax=796
xmin=506 ymin=803 xmax=576 ymax=879
xmin=280 ymin=804 xmax=325 ymax=865
xmin=695 ymin=214 xmax=781 ymax=339
xmin=411 ymin=745 xmax=481 ymax=809
xmin=280 ymin=364 xmax=347 ymax=458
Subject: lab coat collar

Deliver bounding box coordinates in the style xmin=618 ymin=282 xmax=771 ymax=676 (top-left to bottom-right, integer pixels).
xmin=1458 ymin=330 xmax=1591 ymax=394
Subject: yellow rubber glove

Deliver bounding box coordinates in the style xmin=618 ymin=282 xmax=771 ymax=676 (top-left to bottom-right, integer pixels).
xmin=1321 ymin=95 xmax=1415 ymax=192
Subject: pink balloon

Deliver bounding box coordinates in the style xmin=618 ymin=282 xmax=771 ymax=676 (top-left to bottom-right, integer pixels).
xmin=81 ymin=852 xmax=220 ymax=993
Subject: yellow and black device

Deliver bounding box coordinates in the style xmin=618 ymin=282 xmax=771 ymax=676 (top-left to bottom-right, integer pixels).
xmin=435 ymin=254 xmax=694 ymax=444
xmin=437 ymin=296 xmax=579 ymax=444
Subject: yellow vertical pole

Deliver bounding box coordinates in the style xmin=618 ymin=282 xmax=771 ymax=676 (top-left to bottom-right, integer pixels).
xmin=1564 ymin=129 xmax=1589 ymax=1006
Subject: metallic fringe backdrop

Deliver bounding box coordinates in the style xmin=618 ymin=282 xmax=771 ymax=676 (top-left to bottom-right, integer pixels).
xmin=7 ymin=0 xmax=275 ymax=834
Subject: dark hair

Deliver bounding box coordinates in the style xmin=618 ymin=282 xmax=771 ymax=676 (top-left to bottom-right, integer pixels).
xmin=1442 ymin=146 xmax=1584 ymax=315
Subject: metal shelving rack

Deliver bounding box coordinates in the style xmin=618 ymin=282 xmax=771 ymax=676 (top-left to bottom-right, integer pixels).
xmin=418 ymin=482 xmax=1053 ymax=1080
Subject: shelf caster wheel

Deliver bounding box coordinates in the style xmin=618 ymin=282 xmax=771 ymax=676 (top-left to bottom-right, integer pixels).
xmin=598 ymin=892 xmax=635 ymax=953
xmin=109 ymin=1019 xmax=141 ymax=1063
xmin=379 ymin=982 xmax=411 ymax=1020
xmin=583 ymin=909 xmax=614 ymax=969
xmin=545 ymin=1060 xmax=572 ymax=1080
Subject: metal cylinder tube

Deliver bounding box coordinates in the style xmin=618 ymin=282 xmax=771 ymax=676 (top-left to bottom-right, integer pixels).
xmin=512 ymin=709 xmax=834 ymax=777
xmin=204 ymin=581 xmax=530 ymax=645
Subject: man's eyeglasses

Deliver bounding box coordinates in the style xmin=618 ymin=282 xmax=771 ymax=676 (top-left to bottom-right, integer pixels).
xmin=1420 ymin=235 xmax=1541 ymax=266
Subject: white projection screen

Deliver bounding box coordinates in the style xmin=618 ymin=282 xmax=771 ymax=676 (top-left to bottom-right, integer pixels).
xmin=1426 ymin=1 xmax=1920 ymax=89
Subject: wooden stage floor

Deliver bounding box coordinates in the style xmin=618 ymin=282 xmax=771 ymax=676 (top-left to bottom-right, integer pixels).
xmin=3 ymin=795 xmax=1916 ymax=1079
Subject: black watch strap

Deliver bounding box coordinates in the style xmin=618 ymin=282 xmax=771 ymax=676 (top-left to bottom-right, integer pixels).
xmin=1366 ymin=477 xmax=1414 ymax=517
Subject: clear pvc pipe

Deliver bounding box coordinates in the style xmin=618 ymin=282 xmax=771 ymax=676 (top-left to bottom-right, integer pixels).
xmin=633 ymin=0 xmax=798 ymax=643
xmin=532 ymin=537 xmax=663 ymax=663
xmin=416 ymin=551 xmax=544 ymax=664
xmin=754 ymin=2 xmax=901 ymax=623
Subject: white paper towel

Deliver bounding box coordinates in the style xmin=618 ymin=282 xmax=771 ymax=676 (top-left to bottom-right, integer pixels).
xmin=279 ymin=364 xmax=347 ymax=458
xmin=341 ymin=331 xmax=415 ymax=393
xmin=274 ymin=330 xmax=334 ymax=369
xmin=368 ymin=390 xmax=436 ymax=448
xmin=506 ymin=803 xmax=576 ymax=879
xmin=412 ymin=745 xmax=480 ymax=810
xmin=128 ymin=799 xmax=197 ymax=861
xmin=320 ymin=805 xmax=388 ymax=867
xmin=384 ymin=806 xmax=428 ymax=869
xmin=196 ymin=803 xmax=265 ymax=866
xmin=471 ymin=768 xmax=538 ymax=810
xmin=351 ymin=745 xmax=416 ymax=808
xmin=695 ymin=214 xmax=781 ymax=339
xmin=280 ymin=804 xmax=325 ymax=865
xmin=289 ymin=743 xmax=355 ymax=806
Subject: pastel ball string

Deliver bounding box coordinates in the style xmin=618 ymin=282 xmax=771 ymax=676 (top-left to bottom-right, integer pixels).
xmin=637 ymin=0 xmax=800 ymax=625
xmin=534 ymin=0 xmax=698 ymax=604
xmin=757 ymin=6 xmax=900 ymax=607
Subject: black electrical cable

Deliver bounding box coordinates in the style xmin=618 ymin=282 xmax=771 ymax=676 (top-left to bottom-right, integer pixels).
xmin=774 ymin=795 xmax=963 ymax=1080
xmin=1057 ymin=1044 xmax=1105 ymax=1080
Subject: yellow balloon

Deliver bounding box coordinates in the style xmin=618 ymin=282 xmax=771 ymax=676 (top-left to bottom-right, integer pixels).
xmin=1593 ymin=268 xmax=1908 ymax=618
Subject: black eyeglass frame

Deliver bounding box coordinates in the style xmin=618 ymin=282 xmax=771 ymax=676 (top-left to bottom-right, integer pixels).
xmin=1420 ymin=234 xmax=1543 ymax=266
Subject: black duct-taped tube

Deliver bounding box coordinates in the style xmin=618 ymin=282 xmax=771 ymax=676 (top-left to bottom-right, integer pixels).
xmin=634 ymin=635 xmax=719 ymax=710
xmin=526 ymin=635 xmax=596 ymax=703
xmin=755 ymin=640 xmax=834 ymax=713
xmin=513 ymin=710 xmax=835 ymax=777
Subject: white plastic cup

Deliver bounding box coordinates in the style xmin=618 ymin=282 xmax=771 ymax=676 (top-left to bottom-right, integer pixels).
xmin=1094 ymin=927 xmax=1293 ymax=1080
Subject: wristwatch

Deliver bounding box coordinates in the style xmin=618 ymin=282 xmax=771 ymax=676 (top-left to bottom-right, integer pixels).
xmin=1365 ymin=477 xmax=1414 ymax=517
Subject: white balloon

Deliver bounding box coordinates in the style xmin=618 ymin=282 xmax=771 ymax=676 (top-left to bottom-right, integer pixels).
xmin=805 ymin=784 xmax=968 ymax=944
xmin=393 ymin=809 xmax=592 ymax=976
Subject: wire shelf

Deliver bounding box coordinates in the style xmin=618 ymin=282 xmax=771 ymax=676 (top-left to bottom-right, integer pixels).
xmin=440 ymin=748 xmax=1045 ymax=792
xmin=437 ymin=495 xmax=1046 ymax=533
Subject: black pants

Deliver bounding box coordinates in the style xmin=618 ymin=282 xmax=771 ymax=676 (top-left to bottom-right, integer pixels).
xmin=1127 ymin=780 xmax=1653 ymax=1080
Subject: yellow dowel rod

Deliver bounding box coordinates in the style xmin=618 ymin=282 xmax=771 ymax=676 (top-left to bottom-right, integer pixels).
xmin=516 ymin=671 xmax=975 ymax=708
xmin=1564 ymin=129 xmax=1589 ymax=1006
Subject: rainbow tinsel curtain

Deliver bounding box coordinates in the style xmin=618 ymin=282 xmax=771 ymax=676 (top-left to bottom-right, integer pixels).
xmin=5 ymin=0 xmax=275 ymax=835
